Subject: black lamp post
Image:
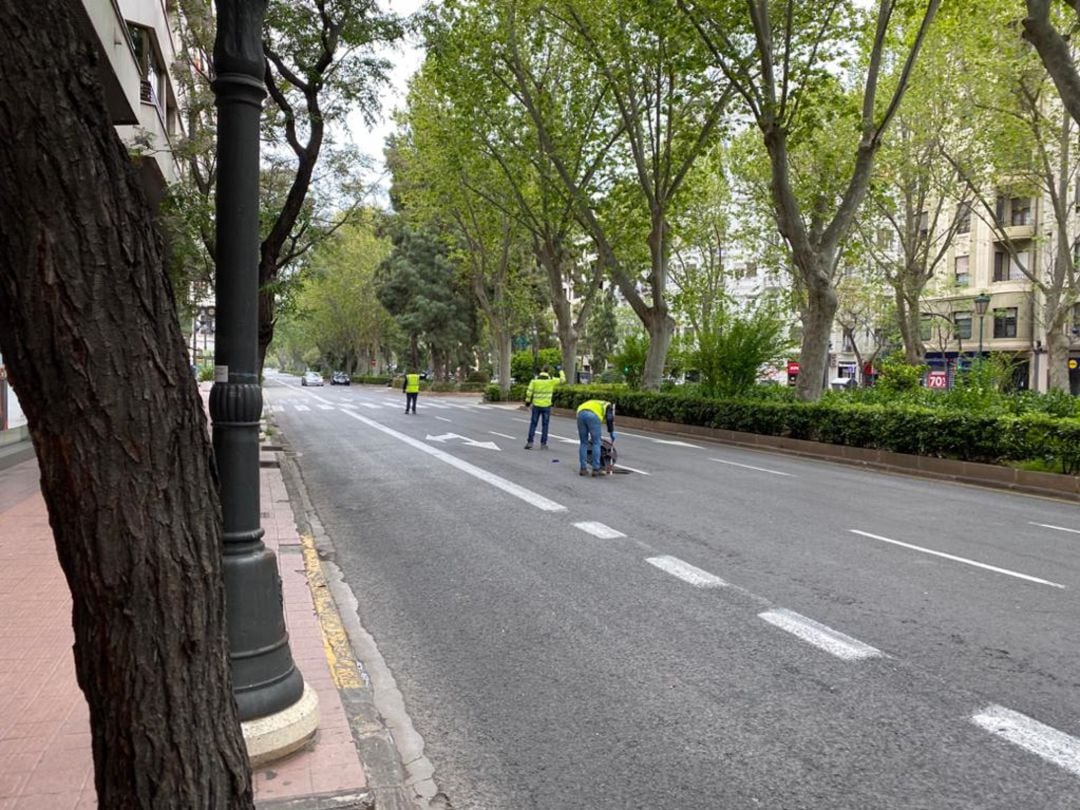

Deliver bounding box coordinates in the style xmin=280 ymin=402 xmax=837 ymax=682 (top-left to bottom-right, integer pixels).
xmin=973 ymin=293 xmax=992 ymax=359
xmin=210 ymin=0 xmax=304 ymax=721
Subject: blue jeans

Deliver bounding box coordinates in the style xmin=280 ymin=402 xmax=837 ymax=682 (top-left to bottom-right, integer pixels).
xmin=527 ymin=406 xmax=551 ymax=445
xmin=577 ymin=410 xmax=602 ymax=471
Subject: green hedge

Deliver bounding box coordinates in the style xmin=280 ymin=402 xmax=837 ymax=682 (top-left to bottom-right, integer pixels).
xmin=552 ymin=385 xmax=1080 ymax=473
xmin=352 ymin=374 xmax=393 ymax=385
xmin=484 ymin=383 xmax=529 ymax=402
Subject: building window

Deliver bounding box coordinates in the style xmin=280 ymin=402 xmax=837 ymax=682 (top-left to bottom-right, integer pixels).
xmin=919 ymin=314 xmax=932 ymax=341
xmin=955 ymin=255 xmax=969 ymax=286
xmin=956 ymin=203 xmax=971 ymax=234
xmin=918 ymin=210 xmax=929 ymax=238
xmin=1010 ymin=197 xmax=1032 ymax=226
xmin=995 ymin=196 xmax=1006 ymax=226
xmin=1010 ymin=250 xmax=1029 ymax=280
xmin=128 ymin=24 xmax=165 ymax=112
xmin=994 ymin=250 xmax=1028 ymax=281
xmin=954 ymin=311 xmax=972 ymax=340
xmin=993 ymin=307 xmax=1018 ymax=338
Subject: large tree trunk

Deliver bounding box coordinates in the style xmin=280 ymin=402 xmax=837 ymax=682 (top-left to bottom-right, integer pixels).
xmin=495 ymin=331 xmax=512 ymax=394
xmin=796 ymin=271 xmax=840 ymax=402
xmin=0 ymin=4 xmax=254 ymax=807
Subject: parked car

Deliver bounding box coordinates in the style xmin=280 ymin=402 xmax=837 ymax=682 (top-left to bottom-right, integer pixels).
xmin=301 ymin=371 xmax=323 ymax=387
xmin=331 ymin=371 xmax=350 ymax=386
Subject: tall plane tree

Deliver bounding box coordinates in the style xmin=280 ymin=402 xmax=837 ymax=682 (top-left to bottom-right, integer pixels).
xmin=498 ymin=0 xmax=732 ymax=389
xmin=681 ymin=0 xmax=941 ymax=399
xmin=421 ymin=0 xmax=611 ymax=380
xmin=0 ymin=0 xmax=253 ymax=806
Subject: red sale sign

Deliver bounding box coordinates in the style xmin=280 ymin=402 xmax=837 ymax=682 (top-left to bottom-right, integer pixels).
xmin=927 ymin=370 xmax=948 ymax=389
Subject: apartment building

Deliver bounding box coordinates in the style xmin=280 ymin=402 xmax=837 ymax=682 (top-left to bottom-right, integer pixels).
xmin=0 ymin=0 xmax=186 ymax=441
xmin=920 ymin=194 xmax=1080 ymax=394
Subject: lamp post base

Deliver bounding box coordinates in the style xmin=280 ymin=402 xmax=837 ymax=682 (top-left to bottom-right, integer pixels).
xmin=242 ymin=680 xmax=320 ymax=767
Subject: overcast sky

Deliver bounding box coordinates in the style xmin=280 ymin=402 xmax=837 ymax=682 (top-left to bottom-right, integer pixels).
xmin=344 ymin=0 xmax=427 ymax=203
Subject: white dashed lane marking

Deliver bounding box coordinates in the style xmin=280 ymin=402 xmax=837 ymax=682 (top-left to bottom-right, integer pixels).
xmin=573 ymin=522 xmax=626 ymax=539
xmin=646 ymin=556 xmax=727 ymax=588
xmin=710 ymin=458 xmax=792 ymax=476
xmin=1029 ymin=522 xmax=1080 ymax=536
xmin=758 ymin=608 xmax=884 ymax=661
xmin=972 ymin=705 xmax=1080 ymax=777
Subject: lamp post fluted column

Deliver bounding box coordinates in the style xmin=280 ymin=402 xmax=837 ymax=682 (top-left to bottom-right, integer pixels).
xmin=211 ymin=0 xmax=305 ymax=722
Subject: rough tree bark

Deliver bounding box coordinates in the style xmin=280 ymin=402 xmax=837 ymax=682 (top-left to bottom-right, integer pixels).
xmin=0 ymin=2 xmax=254 ymax=808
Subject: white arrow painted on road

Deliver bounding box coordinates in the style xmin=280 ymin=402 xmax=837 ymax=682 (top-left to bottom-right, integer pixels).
xmin=425 ymin=432 xmax=501 ymax=451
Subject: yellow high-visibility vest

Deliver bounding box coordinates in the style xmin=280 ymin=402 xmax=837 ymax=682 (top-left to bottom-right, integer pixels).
xmin=405 ymin=373 xmax=421 ymax=393
xmin=526 ymin=374 xmax=559 ymax=407
xmin=576 ymin=399 xmax=611 ymax=421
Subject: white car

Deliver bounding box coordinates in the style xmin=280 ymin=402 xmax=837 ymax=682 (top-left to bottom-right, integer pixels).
xmin=301 ymin=371 xmax=323 ymax=387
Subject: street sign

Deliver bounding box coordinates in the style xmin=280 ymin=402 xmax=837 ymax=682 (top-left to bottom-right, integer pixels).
xmin=786 ymin=361 xmax=800 ymax=375
xmin=927 ymin=370 xmax=948 ymax=389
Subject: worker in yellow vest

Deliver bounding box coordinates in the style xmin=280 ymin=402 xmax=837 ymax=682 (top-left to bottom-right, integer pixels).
xmin=576 ymin=398 xmax=615 ymax=476
xmin=523 ymin=366 xmax=565 ymax=449
xmin=403 ymin=370 xmax=421 ymax=414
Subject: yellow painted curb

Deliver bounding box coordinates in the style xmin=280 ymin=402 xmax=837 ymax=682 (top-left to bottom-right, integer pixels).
xmin=300 ymin=533 xmax=363 ymax=689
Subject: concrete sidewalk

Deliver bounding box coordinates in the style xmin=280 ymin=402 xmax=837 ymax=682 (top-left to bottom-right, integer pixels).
xmin=0 ymin=445 xmax=377 ymax=809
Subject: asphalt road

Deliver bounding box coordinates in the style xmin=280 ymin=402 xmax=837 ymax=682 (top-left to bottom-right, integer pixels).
xmin=265 ymin=373 xmax=1080 ymax=809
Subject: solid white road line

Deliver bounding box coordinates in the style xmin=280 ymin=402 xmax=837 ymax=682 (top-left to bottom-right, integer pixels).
xmin=710 ymin=458 xmax=793 ymax=476
xmin=358 ymin=402 xmax=382 ymax=409
xmin=758 ymin=608 xmax=884 ymax=661
xmin=972 ymin=705 xmax=1080 ymax=777
xmin=339 ymin=409 xmax=566 ymax=512
xmin=573 ymin=522 xmax=626 ymax=539
xmin=651 ymin=439 xmax=701 ymax=449
xmin=489 ymin=431 xmax=516 ymax=440
xmin=547 ymin=433 xmax=579 ymax=444
xmin=850 ymin=529 xmax=1065 ymax=589
xmin=646 ymin=555 xmax=727 ymax=588
xmin=436 ymin=416 xmax=452 ymax=423
xmin=318 ymin=405 xmax=335 ymax=410
xmin=612 ymin=463 xmax=651 ymax=476
xmin=295 ymin=405 xmax=311 ymax=412
xmin=1029 ymin=522 xmax=1080 ymax=536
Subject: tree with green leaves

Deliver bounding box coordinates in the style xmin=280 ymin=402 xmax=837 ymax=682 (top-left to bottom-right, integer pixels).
xmin=171 ymin=0 xmax=403 ymax=372
xmin=857 ymin=32 xmax=973 ymax=364
xmin=391 ymin=67 xmax=539 ymax=393
xmin=377 ymin=218 xmax=478 ymax=378
xmin=693 ymin=297 xmax=791 ymax=398
xmin=680 ymin=0 xmax=942 ymax=400
xmin=419 ymin=0 xmax=616 ymax=381
xmin=942 ymin=0 xmax=1078 ymax=391
xmin=285 ymin=215 xmax=396 ymax=373
xmin=1023 ymin=1 xmax=1080 ymax=126
xmin=494 ymin=0 xmax=733 ymax=390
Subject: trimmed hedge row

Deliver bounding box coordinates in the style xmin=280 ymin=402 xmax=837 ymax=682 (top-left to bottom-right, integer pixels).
xmin=352 ymin=374 xmax=393 ymax=385
xmin=484 ymin=383 xmax=529 ymax=402
xmin=551 ymin=385 xmax=1080 ymax=473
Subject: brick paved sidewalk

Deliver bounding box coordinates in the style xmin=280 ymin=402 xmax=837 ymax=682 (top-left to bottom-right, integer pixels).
xmin=0 ymin=452 xmax=371 ymax=809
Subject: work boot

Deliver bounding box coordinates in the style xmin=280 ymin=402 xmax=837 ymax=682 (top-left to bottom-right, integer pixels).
xmin=524 ymin=443 xmax=533 ymax=450
xmin=579 ymin=467 xmax=588 ymax=476
xmin=591 ymin=469 xmax=604 ymax=477
xmin=540 ymin=443 xmax=548 ymax=450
